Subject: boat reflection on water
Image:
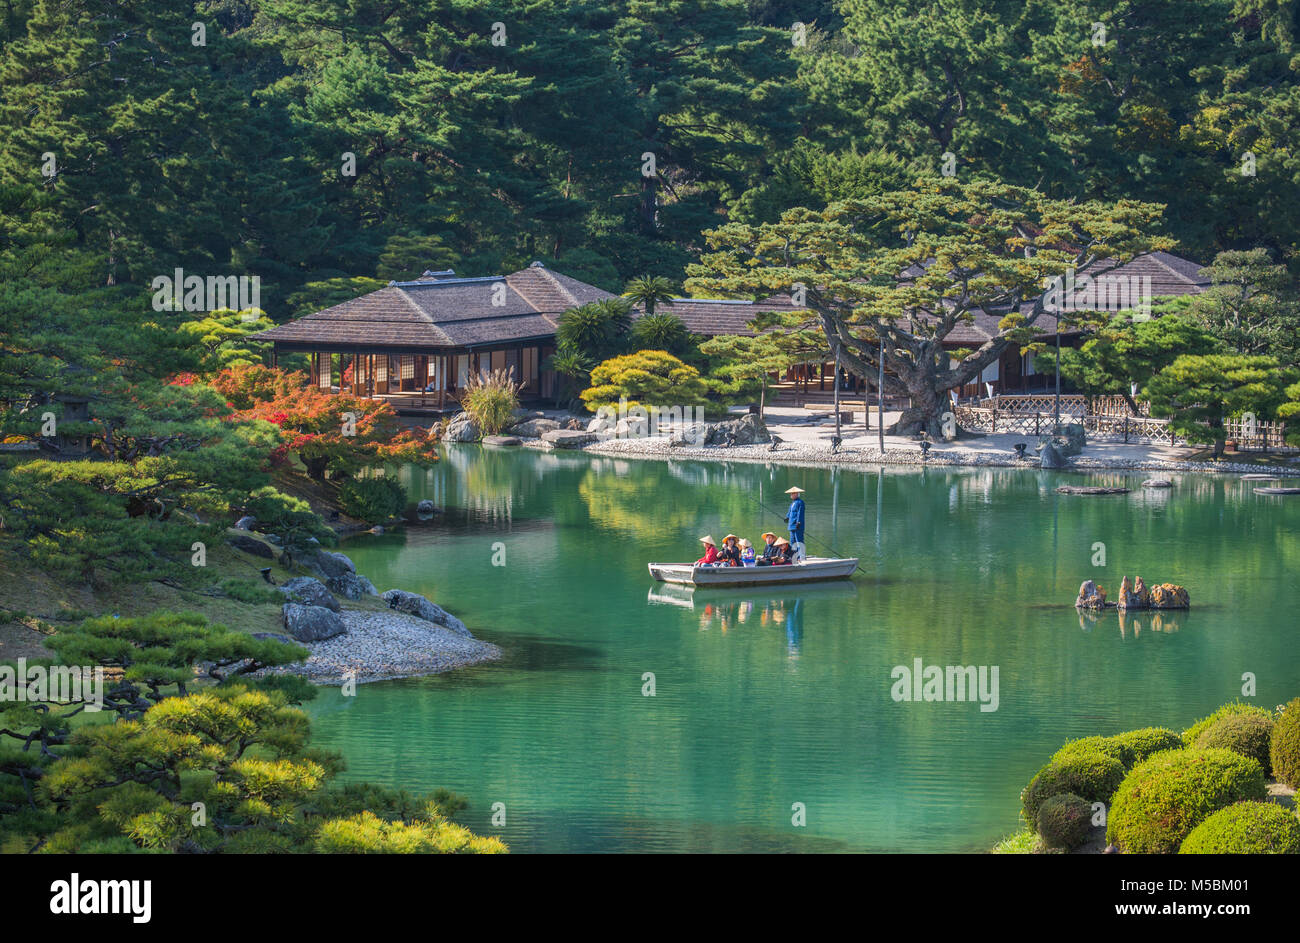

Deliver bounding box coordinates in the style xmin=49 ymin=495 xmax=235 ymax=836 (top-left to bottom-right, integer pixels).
xmin=647 ymin=581 xmax=860 ymax=657
xmin=1075 ymin=606 xmax=1185 ymax=637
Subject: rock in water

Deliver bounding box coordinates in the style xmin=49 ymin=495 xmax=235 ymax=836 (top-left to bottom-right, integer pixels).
xmin=1040 ymin=442 xmax=1067 ymax=469
xmin=509 ymin=417 xmax=561 ymax=437
xmin=444 ymin=413 xmax=480 ymax=442
xmin=1116 ymin=575 xmax=1151 ymax=610
xmin=279 ymin=576 xmax=340 ymax=612
xmin=1143 ymin=479 xmax=1173 ymax=488
xmin=541 ymin=428 xmax=597 ymax=448
xmin=1075 ymin=579 xmax=1107 ymax=609
xmin=282 ymin=603 xmax=346 ymax=642
xmin=482 ymin=435 xmax=522 ymax=447
xmin=381 ymin=589 xmax=472 ymax=637
xmin=1149 ymin=583 xmax=1190 ymax=609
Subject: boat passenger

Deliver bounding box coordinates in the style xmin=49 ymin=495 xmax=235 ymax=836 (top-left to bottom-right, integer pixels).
xmin=756 ymin=532 xmax=780 ymax=566
xmin=740 ymin=538 xmax=756 ymax=567
xmin=718 ymin=534 xmax=742 ymax=567
xmin=784 ymin=486 xmax=806 ymax=563
xmin=695 ymin=535 xmax=719 ymax=566
xmin=772 ymin=537 xmax=794 ymax=566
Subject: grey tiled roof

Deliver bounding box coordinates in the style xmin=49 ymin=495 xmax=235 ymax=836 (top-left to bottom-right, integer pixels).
xmin=256 ymin=263 xmax=615 ymax=350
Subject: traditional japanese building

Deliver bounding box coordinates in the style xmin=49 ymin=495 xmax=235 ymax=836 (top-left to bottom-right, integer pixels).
xmin=255 ymin=262 xmax=616 ymax=412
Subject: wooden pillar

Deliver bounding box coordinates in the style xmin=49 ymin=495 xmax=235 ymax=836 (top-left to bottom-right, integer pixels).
xmin=272 ymin=347 xmax=278 ymax=369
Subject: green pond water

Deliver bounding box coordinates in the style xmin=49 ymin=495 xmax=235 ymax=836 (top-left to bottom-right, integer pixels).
xmin=307 ymin=446 xmax=1300 ymax=853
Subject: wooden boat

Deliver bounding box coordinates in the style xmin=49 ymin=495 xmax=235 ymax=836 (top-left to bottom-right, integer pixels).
xmin=647 ymin=556 xmax=858 ymax=586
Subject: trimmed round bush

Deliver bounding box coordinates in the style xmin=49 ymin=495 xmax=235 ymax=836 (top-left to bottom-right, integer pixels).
xmin=1182 ymin=701 xmax=1273 ymax=747
xmin=1179 ymin=801 xmax=1300 ymax=854
xmin=1037 ymin=792 xmax=1095 ymax=851
xmin=1052 ymin=728 xmax=1181 ymax=770
xmin=1022 ymin=751 xmax=1126 ymax=825
xmin=1272 ymin=698 xmax=1300 ymax=789
xmin=1109 ymin=727 xmax=1183 ymax=767
xmin=1107 ymin=748 xmax=1267 ymax=853
xmin=1052 ymin=736 xmax=1127 ymax=766
xmin=1194 ymin=712 xmax=1274 ymax=776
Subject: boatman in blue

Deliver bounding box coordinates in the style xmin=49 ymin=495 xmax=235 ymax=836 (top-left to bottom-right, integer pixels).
xmin=783 ymin=486 xmax=806 ymax=563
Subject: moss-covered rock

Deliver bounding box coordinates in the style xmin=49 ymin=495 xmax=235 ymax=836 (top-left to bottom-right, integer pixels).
xmin=1036 ymin=792 xmax=1095 ymax=851
xmin=1179 ymin=801 xmax=1300 ymax=854
xmin=1107 ymin=748 xmax=1267 ymax=853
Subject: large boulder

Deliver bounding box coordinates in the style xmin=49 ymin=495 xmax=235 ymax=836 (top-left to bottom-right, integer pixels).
xmin=444 ymin=413 xmax=480 ymax=442
xmin=482 ymin=435 xmax=522 ymax=447
xmin=1039 ymin=442 xmax=1067 ymax=469
xmin=416 ymin=499 xmax=436 ymax=514
xmin=282 ymin=603 xmax=346 ymax=642
xmin=381 ymin=589 xmax=472 ymax=637
xmin=671 ymin=423 xmax=709 ymax=447
xmin=509 ymin=417 xmax=561 ymax=437
xmin=328 ymin=572 xmax=378 ymax=601
xmin=279 ymin=576 xmax=340 ymax=612
xmin=226 ymin=533 xmax=276 ymax=559
xmin=311 ymin=550 xmax=356 ymax=579
xmin=541 ymin=428 xmax=598 ymax=448
xmin=705 ymin=414 xmax=770 ymax=446
xmin=233 ymin=515 xmax=256 ymax=531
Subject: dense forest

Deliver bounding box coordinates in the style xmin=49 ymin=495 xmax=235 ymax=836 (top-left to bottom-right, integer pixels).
xmin=4 ymin=0 xmax=1300 ymax=854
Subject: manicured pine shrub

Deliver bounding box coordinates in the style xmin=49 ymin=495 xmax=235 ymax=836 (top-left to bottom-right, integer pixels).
xmin=1193 ymin=712 xmax=1275 ymax=776
xmin=1271 ymin=697 xmax=1300 ymax=789
xmin=1107 ymin=748 xmax=1267 ymax=853
xmin=1036 ymin=793 xmax=1095 ymax=851
xmin=1182 ymin=701 xmax=1273 ymax=747
xmin=337 ymin=476 xmax=407 ymax=524
xmin=1022 ymin=751 xmax=1126 ymax=825
xmin=1179 ymin=801 xmax=1300 ymax=854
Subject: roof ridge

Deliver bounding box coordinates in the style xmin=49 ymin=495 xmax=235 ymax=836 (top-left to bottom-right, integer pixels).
xmin=393 ymin=286 xmax=436 ymax=324
xmin=536 ymin=266 xmax=579 ymax=307
xmin=504 ymin=270 xmax=547 ymax=313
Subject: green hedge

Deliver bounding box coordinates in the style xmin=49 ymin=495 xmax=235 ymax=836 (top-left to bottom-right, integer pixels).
xmin=1193 ymin=712 xmax=1274 ymax=776
xmin=1036 ymin=793 xmax=1095 ymax=851
xmin=1052 ymin=727 xmax=1181 ymax=769
xmin=1107 ymin=748 xmax=1267 ymax=853
xmin=1182 ymin=701 xmax=1273 ymax=747
xmin=1272 ymin=698 xmax=1300 ymax=789
xmin=1179 ymin=801 xmax=1300 ymax=854
xmin=1022 ymin=751 xmax=1126 ymax=825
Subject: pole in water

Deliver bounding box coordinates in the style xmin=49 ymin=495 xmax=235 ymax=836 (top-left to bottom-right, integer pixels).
xmin=877 ymin=336 xmax=885 ymax=455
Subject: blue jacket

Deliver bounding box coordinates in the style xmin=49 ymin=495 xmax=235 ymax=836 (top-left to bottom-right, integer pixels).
xmin=785 ymin=497 xmax=805 ymax=538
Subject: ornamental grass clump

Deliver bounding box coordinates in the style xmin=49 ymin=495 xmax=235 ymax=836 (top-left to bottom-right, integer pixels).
xmin=1106 ymin=748 xmax=1267 ymax=853
xmin=1271 ymin=697 xmax=1300 ymax=789
xmin=461 ymin=368 xmax=522 ymax=436
xmin=1036 ymin=793 xmax=1094 ymax=851
xmin=1022 ymin=751 xmax=1126 ymax=825
xmin=1178 ymin=801 xmax=1300 ymax=854
xmin=1193 ymin=712 xmax=1275 ymax=775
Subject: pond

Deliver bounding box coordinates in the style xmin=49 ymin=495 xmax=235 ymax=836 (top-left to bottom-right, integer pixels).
xmin=306 ymin=446 xmax=1300 ymax=852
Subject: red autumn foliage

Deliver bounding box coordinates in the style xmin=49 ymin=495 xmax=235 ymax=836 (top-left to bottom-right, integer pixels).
xmin=211 ymin=365 xmax=438 ymax=481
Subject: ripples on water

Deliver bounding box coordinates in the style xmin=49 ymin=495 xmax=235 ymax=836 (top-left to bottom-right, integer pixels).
xmin=308 ymin=449 xmax=1300 ymax=852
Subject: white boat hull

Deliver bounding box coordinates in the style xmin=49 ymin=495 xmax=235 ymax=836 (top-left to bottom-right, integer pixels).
xmin=647 ymin=557 xmax=858 ymax=586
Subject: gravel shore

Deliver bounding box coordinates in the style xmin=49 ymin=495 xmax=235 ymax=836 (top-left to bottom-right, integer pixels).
xmin=584 ymin=434 xmax=1300 ymax=476
xmin=266 ymin=609 xmax=502 ymax=686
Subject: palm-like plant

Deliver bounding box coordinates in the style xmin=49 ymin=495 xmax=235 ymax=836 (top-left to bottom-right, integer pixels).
xmin=629 ymin=311 xmax=692 ymax=357
xmin=555 ymin=299 xmax=632 ymax=363
xmin=622 ymin=275 xmax=677 ymax=316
